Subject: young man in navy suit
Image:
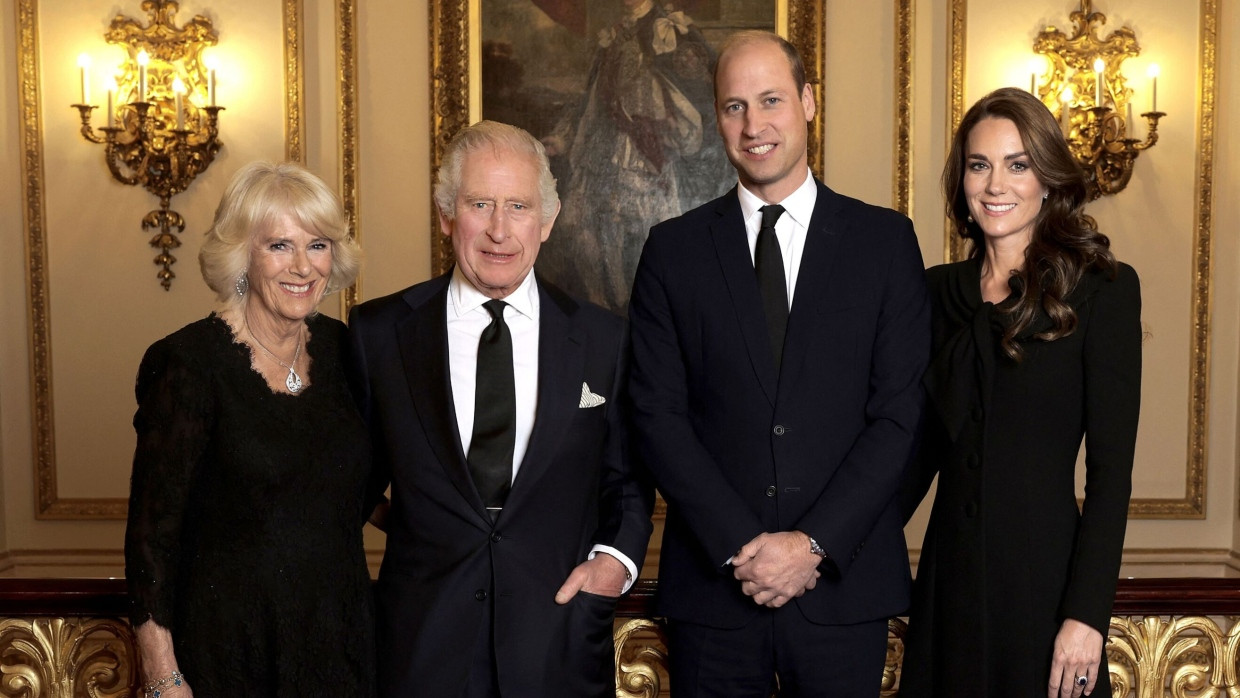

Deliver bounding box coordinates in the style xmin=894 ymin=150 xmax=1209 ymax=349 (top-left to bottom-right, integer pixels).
xmin=348 ymin=121 xmax=653 ymax=697
xmin=628 ymin=31 xmax=931 ymax=696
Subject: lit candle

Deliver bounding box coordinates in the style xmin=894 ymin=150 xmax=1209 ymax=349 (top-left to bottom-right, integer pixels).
xmin=1059 ymin=87 xmax=1074 ymax=133
xmin=1094 ymin=58 xmax=1105 ymax=107
xmin=105 ymin=77 xmax=116 ymax=129
xmin=137 ymin=49 xmax=149 ymax=103
xmin=172 ymin=77 xmax=185 ymax=130
xmin=77 ymin=53 xmax=91 ymax=104
xmin=1126 ymin=101 xmax=1134 ymax=137
xmin=1028 ymin=57 xmax=1045 ymax=96
xmin=1148 ymin=63 xmax=1160 ymax=112
xmin=205 ymin=54 xmax=218 ymax=107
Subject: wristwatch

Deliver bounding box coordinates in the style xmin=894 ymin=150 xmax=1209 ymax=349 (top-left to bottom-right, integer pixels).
xmin=807 ymin=536 xmax=826 ymax=558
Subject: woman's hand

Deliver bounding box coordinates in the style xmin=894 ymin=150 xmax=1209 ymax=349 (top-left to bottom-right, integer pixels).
xmin=1048 ymin=618 xmax=1104 ymax=698
xmin=134 ymin=621 xmax=194 ymax=697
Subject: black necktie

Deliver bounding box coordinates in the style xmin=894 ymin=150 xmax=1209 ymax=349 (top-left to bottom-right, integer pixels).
xmin=468 ymin=299 xmax=515 ymax=513
xmin=755 ymin=204 xmax=788 ymax=372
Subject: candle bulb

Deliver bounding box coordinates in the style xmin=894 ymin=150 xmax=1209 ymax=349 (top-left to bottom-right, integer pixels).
xmin=105 ymin=77 xmax=116 ymax=129
xmin=77 ymin=53 xmax=91 ymax=104
xmin=205 ymin=55 xmax=218 ymax=107
xmin=137 ymin=49 xmax=149 ymax=103
xmin=1094 ymin=58 xmax=1105 ymax=107
xmin=1148 ymin=63 xmax=1160 ymax=112
xmin=1059 ymin=87 xmax=1074 ymax=134
xmin=172 ymin=77 xmax=185 ymax=130
xmin=1028 ymin=57 xmax=1045 ymax=97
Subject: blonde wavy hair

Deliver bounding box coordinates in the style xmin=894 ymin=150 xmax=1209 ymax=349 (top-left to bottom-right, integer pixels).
xmin=199 ymin=161 xmax=361 ymax=308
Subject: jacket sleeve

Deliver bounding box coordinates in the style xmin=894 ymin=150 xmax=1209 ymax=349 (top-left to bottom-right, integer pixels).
xmin=792 ymin=219 xmax=931 ymax=577
xmin=345 ymin=305 xmax=393 ymax=519
xmin=1060 ymin=264 xmax=1141 ymax=633
xmin=628 ymin=229 xmax=768 ymax=568
xmin=125 ymin=339 xmax=213 ymax=628
xmin=592 ymin=323 xmax=656 ymax=579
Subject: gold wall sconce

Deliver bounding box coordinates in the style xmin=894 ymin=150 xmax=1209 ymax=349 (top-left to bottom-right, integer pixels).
xmin=1031 ymin=0 xmax=1164 ymax=201
xmin=71 ymin=1 xmax=224 ymax=290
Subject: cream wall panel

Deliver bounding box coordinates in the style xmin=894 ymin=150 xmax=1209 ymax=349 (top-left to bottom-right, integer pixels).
xmin=1223 ymin=1 xmax=1240 ymax=553
xmin=0 ymin=0 xmax=22 ymax=549
xmin=961 ymin=2 xmax=1219 ymax=528
xmin=39 ymin=0 xmax=286 ymax=505
xmin=823 ymin=2 xmax=896 ymax=208
xmin=354 ymin=0 xmax=431 ymax=303
xmin=909 ymin=0 xmax=950 ymax=266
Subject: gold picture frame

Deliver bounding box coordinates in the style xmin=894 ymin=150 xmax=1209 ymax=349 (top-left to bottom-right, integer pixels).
xmin=945 ymin=0 xmax=1218 ymax=519
xmin=428 ymin=0 xmax=826 ymax=281
xmin=17 ymin=0 xmax=307 ymax=519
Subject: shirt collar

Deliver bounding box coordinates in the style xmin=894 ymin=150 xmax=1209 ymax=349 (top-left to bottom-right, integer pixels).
xmin=737 ymin=168 xmax=817 ymax=230
xmin=449 ymin=267 xmax=540 ymax=321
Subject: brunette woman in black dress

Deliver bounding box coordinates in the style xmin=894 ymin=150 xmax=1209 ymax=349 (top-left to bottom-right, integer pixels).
xmin=902 ymin=87 xmax=1141 ymax=698
xmin=125 ymin=162 xmax=374 ymax=697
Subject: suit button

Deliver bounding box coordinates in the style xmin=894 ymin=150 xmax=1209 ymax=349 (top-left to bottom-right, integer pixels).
xmin=765 ymin=486 xmax=777 ymax=497
xmin=773 ymin=425 xmax=787 ymax=436
xmin=490 ymin=532 xmax=502 ymax=543
xmin=967 ymin=454 xmax=980 ymax=470
xmin=475 ymin=589 xmax=488 ymax=601
xmin=964 ymin=502 xmax=977 ymax=518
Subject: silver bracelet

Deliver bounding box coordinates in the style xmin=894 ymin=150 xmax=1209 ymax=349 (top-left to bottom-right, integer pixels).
xmin=143 ymin=670 xmax=185 ymax=698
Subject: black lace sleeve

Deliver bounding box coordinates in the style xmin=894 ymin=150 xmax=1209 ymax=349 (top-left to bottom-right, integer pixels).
xmin=124 ymin=331 xmax=215 ymax=628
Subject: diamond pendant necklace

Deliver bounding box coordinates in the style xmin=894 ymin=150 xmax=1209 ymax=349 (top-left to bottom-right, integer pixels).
xmin=245 ymin=316 xmax=304 ymax=394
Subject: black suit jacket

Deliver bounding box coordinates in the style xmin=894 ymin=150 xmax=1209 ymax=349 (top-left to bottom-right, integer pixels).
xmin=347 ymin=273 xmax=653 ymax=695
xmin=628 ymin=179 xmax=930 ymax=629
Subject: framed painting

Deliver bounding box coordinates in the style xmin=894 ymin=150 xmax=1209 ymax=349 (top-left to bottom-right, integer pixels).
xmin=430 ymin=0 xmax=825 ymax=313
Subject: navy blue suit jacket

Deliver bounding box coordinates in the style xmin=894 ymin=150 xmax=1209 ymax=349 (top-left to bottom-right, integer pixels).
xmin=347 ymin=273 xmax=653 ymax=694
xmin=629 ymin=180 xmax=930 ymax=628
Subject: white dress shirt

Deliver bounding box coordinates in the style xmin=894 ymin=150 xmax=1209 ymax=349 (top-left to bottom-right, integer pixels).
xmin=446 ymin=268 xmax=637 ymax=590
xmin=737 ymin=167 xmax=818 ymax=308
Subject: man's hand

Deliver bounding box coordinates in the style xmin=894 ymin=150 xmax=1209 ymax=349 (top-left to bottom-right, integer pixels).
xmin=554 ymin=553 xmax=628 ymax=604
xmin=731 ymin=531 xmax=822 ymax=608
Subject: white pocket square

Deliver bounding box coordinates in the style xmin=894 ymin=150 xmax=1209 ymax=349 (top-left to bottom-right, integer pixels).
xmin=579 ymin=382 xmax=606 ymax=408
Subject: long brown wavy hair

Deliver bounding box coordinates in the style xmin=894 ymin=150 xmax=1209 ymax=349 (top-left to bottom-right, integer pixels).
xmin=943 ymin=87 xmax=1117 ymax=361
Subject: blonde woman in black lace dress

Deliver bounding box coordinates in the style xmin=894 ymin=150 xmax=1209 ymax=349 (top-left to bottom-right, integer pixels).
xmin=125 ymin=162 xmax=374 ymax=697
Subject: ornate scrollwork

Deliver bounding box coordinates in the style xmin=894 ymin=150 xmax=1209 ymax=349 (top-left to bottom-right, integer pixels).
xmin=615 ymin=618 xmax=668 ymax=698
xmin=883 ymin=617 xmax=907 ymax=696
xmin=0 ymin=618 xmax=137 ymax=698
xmin=1106 ymin=615 xmax=1240 ymax=698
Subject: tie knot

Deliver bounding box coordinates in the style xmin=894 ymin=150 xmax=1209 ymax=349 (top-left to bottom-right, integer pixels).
xmin=760 ymin=204 xmax=785 ymax=231
xmin=483 ymin=299 xmax=508 ymax=322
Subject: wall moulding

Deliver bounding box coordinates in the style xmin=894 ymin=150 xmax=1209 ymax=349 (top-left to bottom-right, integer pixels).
xmin=945 ymin=0 xmax=1218 ymax=519
xmin=16 ymin=0 xmax=307 ymax=519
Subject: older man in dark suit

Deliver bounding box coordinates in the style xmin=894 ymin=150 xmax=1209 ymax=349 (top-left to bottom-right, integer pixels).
xmin=347 ymin=120 xmax=653 ymax=697
xmin=628 ymin=31 xmax=931 ymax=696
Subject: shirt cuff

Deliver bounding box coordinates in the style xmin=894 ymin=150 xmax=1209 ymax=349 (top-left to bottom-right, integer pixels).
xmin=588 ymin=544 xmax=638 ymax=594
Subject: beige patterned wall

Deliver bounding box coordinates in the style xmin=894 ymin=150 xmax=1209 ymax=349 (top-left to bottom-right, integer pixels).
xmin=0 ymin=0 xmax=1237 ymax=577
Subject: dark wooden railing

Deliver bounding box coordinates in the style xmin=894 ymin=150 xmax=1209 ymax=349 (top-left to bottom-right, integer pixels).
xmin=0 ymin=577 xmax=1236 ymax=697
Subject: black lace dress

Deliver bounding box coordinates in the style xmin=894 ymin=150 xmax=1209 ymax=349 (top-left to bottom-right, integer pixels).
xmin=125 ymin=314 xmax=375 ymax=697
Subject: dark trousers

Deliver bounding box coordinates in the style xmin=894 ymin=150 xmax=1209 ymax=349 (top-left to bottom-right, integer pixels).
xmin=668 ymin=608 xmax=889 ymax=697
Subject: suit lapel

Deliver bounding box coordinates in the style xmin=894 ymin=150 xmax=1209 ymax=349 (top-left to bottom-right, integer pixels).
xmin=781 ymin=181 xmax=846 ymax=381
xmin=710 ymin=193 xmax=779 ymax=404
xmin=506 ymin=280 xmax=583 ymax=506
xmin=396 ymin=281 xmax=488 ymax=518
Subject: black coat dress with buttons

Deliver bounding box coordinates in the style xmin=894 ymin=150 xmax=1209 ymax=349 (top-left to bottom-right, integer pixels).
xmin=900 ymin=257 xmax=1141 ymax=697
